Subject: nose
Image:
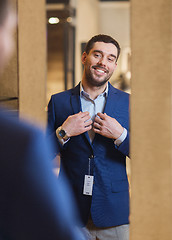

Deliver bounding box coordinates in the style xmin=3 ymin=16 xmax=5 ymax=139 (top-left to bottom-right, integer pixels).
xmin=98 ymin=57 xmax=107 ymax=67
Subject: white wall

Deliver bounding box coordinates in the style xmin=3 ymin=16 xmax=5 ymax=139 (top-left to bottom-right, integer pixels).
xmin=99 ymin=1 xmax=130 ymax=84
xmin=75 ymin=0 xmax=99 ymax=84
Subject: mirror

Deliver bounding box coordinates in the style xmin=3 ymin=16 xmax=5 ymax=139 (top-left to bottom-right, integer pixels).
xmin=46 ymin=0 xmax=131 ymax=219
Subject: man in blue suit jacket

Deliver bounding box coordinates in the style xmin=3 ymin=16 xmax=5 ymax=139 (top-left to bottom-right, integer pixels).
xmin=47 ymin=34 xmax=130 ymax=240
xmin=0 ymin=1 xmax=86 ymax=239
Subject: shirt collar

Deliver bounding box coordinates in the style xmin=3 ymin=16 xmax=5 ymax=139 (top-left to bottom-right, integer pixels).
xmin=80 ymin=82 xmax=108 ymax=99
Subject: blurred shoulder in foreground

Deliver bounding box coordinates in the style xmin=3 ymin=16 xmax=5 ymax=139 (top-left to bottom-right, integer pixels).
xmin=0 ymin=109 xmax=86 ymax=240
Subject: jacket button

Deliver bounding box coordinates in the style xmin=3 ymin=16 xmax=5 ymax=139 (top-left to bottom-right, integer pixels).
xmin=89 ymin=155 xmax=94 ymax=159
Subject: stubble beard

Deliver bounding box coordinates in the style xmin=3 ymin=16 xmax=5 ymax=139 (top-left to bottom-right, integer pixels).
xmin=85 ymin=68 xmax=112 ymax=87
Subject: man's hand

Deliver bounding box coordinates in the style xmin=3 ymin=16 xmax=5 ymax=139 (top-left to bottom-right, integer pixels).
xmin=93 ymin=112 xmax=123 ymax=139
xmin=61 ymin=111 xmax=92 ymax=137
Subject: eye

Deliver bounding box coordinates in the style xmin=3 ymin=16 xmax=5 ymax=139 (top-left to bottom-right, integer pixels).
xmin=108 ymin=57 xmax=115 ymax=62
xmin=94 ymin=53 xmax=101 ymax=58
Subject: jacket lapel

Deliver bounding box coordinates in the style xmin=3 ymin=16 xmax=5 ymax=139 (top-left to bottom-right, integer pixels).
xmin=70 ymin=83 xmax=81 ymax=114
xmin=103 ymin=82 xmax=118 ymax=118
xmin=70 ymin=83 xmax=92 ymax=146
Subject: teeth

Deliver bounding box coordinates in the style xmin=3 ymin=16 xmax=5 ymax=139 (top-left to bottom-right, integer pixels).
xmin=97 ymin=69 xmax=105 ymax=73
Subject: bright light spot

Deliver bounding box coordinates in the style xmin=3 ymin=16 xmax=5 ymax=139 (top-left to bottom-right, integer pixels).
xmin=67 ymin=17 xmax=73 ymax=23
xmin=126 ymin=71 xmax=131 ymax=79
xmin=48 ymin=17 xmax=59 ymax=24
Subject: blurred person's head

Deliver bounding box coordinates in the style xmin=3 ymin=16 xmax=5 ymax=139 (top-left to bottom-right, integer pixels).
xmin=0 ymin=0 xmax=16 ymax=72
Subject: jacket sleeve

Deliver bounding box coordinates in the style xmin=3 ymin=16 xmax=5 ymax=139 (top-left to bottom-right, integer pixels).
xmin=116 ymin=92 xmax=130 ymax=158
xmin=115 ymin=130 xmax=130 ymax=158
xmin=46 ymin=96 xmax=62 ymax=156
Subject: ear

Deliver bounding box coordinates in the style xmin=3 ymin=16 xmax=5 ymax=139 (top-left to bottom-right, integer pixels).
xmin=81 ymin=52 xmax=87 ymax=64
xmin=114 ymin=62 xmax=117 ymax=70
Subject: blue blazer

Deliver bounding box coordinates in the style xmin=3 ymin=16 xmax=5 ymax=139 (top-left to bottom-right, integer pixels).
xmin=47 ymin=82 xmax=130 ymax=228
xmin=0 ymin=109 xmax=85 ymax=240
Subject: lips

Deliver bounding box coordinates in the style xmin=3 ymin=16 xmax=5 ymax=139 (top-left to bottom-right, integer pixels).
xmin=92 ymin=65 xmax=108 ymax=74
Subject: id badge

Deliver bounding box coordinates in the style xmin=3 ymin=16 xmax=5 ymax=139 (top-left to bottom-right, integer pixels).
xmin=83 ymin=175 xmax=94 ymax=196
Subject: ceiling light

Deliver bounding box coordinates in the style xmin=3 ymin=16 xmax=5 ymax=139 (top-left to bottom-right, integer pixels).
xmin=48 ymin=17 xmax=60 ymax=24
xmin=67 ymin=17 xmax=72 ymax=23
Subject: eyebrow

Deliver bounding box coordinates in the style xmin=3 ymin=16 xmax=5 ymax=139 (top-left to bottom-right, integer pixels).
xmin=93 ymin=50 xmax=117 ymax=60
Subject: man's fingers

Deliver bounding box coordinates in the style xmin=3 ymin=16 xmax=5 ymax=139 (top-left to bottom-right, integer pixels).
xmin=83 ymin=115 xmax=92 ymax=122
xmin=97 ymin=112 xmax=106 ymax=119
xmin=85 ymin=124 xmax=92 ymax=131
xmin=93 ymin=122 xmax=101 ymax=129
xmin=93 ymin=126 xmax=100 ymax=134
xmin=78 ymin=111 xmax=92 ymax=123
xmin=85 ymin=119 xmax=92 ymax=127
xmin=79 ymin=111 xmax=90 ymax=118
xmin=94 ymin=116 xmax=103 ymax=125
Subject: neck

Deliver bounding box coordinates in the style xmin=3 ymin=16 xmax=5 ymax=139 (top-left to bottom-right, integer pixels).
xmin=81 ymin=78 xmax=108 ymax=100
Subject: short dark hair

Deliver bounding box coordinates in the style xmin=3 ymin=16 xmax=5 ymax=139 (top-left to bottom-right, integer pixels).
xmin=85 ymin=34 xmax=121 ymax=61
xmin=0 ymin=0 xmax=10 ymax=25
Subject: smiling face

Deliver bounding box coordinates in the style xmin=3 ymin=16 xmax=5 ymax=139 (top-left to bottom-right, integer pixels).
xmin=82 ymin=41 xmax=118 ymax=87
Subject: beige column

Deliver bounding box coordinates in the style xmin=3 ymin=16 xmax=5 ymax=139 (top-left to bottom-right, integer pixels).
xmin=18 ymin=0 xmax=47 ymax=127
xmin=130 ymin=0 xmax=172 ymax=240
